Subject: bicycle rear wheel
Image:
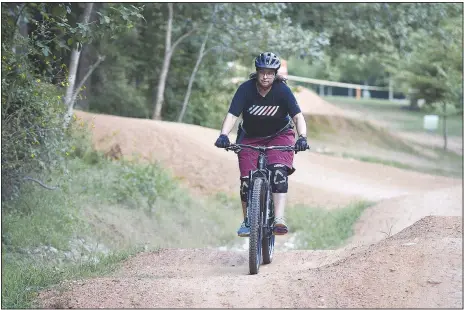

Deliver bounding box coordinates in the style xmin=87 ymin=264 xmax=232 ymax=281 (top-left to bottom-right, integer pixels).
xmin=248 ymin=177 xmax=266 ymax=275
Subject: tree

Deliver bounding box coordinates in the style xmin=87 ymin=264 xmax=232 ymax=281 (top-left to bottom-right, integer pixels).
xmin=152 ymin=3 xmax=195 ymax=120
xmin=177 ymin=4 xmax=218 ymax=123
xmin=62 ymin=2 xmax=96 ymax=127
xmin=62 ymin=3 xmax=145 ymax=127
xmin=394 ymin=16 xmax=462 ymax=149
xmin=284 ymin=3 xmax=462 ymax=107
xmin=0 ymin=2 xmax=144 ymax=200
xmin=176 ymin=3 xmax=318 ymax=122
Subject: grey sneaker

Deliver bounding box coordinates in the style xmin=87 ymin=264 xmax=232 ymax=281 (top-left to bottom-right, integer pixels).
xmin=237 ymin=221 xmax=250 ymax=237
xmin=273 ymin=217 xmax=288 ymax=235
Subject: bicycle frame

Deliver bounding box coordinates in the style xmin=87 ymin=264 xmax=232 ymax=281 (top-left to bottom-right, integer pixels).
xmin=225 ymin=143 xmax=308 ymax=274
xmin=227 ymin=144 xmax=295 ymax=229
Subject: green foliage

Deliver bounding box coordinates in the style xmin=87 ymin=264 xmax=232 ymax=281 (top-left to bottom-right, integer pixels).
xmin=1 ymin=183 xmax=80 ymax=252
xmin=284 ymin=2 xmax=462 ymax=102
xmin=2 ymin=249 xmax=136 ymax=308
xmin=112 ymin=159 xmax=178 ymax=210
xmin=393 ymin=16 xmax=462 ymax=108
xmin=287 ymin=201 xmax=372 ymax=249
xmin=1 ymin=147 xmax=242 ymax=308
xmin=0 ymin=2 xmax=145 ymax=201
xmin=1 ymin=13 xmax=69 ymax=200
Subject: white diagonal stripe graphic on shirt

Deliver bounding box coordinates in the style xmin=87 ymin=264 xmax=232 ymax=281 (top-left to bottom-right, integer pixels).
xmin=271 ymin=106 xmax=280 ymax=116
xmin=248 ymin=105 xmax=255 ymax=113
xmin=265 ymin=106 xmax=277 ymax=116
xmin=265 ymin=106 xmax=275 ymax=115
xmin=250 ymin=106 xmax=260 ymax=114
xmin=250 ymin=106 xmax=258 ymax=115
xmin=253 ymin=106 xmax=266 ymax=115
xmin=257 ymin=106 xmax=271 ymax=115
xmin=250 ymin=105 xmax=261 ymax=114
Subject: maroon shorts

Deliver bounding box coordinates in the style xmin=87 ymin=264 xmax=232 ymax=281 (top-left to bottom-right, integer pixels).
xmin=238 ymin=129 xmax=295 ymax=178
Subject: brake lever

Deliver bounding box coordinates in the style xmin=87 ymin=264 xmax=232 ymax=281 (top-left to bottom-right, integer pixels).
xmin=294 ymin=145 xmax=311 ymax=154
xmin=225 ymin=145 xmax=241 ymax=153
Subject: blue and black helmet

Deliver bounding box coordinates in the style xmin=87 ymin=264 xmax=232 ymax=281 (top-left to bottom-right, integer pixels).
xmin=255 ymin=52 xmax=281 ymax=71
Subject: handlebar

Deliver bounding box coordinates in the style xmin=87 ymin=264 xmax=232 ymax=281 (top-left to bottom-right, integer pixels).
xmin=225 ymin=143 xmax=310 ymax=153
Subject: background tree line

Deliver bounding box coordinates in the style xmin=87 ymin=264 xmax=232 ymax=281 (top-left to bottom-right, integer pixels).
xmin=1 ymin=2 xmax=462 ymax=201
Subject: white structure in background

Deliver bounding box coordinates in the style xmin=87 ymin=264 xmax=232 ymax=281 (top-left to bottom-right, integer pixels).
xmin=423 ymin=115 xmax=439 ymax=132
xmin=229 ymin=59 xmax=406 ymax=103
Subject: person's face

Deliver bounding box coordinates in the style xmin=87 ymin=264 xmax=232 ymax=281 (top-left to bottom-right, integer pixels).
xmin=257 ymin=68 xmax=276 ymax=88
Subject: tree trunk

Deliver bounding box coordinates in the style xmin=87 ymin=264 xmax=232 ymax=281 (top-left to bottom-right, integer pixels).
xmin=153 ymin=50 xmax=172 ymax=120
xmin=63 ymin=56 xmax=105 ymax=128
xmin=64 ymin=3 xmax=93 ymax=107
xmin=152 ymin=3 xmax=195 ymax=120
xmin=152 ymin=3 xmax=173 ymax=120
xmin=75 ymin=7 xmax=98 ymax=110
xmin=177 ymin=6 xmax=217 ymax=123
xmin=443 ymin=102 xmax=448 ymax=151
xmin=74 ymin=45 xmax=91 ymax=109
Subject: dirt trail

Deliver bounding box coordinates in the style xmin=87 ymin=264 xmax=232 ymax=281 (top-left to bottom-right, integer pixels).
xmin=40 ymin=216 xmax=461 ymax=308
xmin=75 ymin=110 xmax=459 ymax=208
xmin=39 ymin=88 xmax=462 ymax=308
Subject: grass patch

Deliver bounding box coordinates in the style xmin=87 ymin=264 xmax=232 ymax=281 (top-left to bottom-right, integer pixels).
xmin=286 ymin=201 xmax=372 ymax=249
xmin=341 ymin=153 xmax=414 ymax=169
xmin=325 ymin=96 xmax=463 ymax=137
xmin=2 ymin=150 xmax=242 ymax=308
xmin=305 ymin=114 xmax=423 ymax=156
xmin=1 ymin=248 xmax=138 ymax=308
xmin=66 ymin=156 xmax=242 ymax=249
xmin=312 ymin=150 xmax=462 ymax=179
xmin=338 ymin=151 xmax=462 ymax=178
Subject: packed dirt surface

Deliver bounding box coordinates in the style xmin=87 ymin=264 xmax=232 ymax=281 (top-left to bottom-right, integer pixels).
xmin=40 ymin=216 xmax=462 ymax=308
xmin=39 ymin=87 xmax=462 ymax=308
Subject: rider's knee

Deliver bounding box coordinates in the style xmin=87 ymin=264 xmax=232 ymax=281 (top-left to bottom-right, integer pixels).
xmin=268 ymin=164 xmax=289 ymax=193
xmin=240 ymin=176 xmax=250 ymax=202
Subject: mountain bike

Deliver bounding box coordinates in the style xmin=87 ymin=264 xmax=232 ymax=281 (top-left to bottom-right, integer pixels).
xmin=225 ymin=143 xmax=310 ymax=275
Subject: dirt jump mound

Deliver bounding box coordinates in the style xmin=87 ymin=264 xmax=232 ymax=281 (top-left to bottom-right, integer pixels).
xmin=39 ymin=216 xmax=461 ymax=308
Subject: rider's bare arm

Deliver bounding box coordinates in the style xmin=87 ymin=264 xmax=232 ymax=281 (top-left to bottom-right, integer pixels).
xmin=292 ymin=112 xmax=307 ymax=138
xmin=220 ymin=113 xmax=239 ymax=136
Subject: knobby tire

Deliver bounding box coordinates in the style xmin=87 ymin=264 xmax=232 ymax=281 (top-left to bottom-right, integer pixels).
xmin=249 ymin=178 xmax=266 ymax=275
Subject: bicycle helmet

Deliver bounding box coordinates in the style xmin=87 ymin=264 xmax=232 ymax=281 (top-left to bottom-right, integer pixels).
xmin=255 ymin=52 xmax=281 ymax=71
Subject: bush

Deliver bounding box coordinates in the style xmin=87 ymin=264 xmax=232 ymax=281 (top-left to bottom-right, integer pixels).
xmin=1 ymin=57 xmax=70 ymax=201
xmin=112 ymin=159 xmax=178 ymax=211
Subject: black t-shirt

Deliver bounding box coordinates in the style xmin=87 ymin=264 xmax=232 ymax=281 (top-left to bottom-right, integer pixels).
xmin=228 ymin=79 xmax=302 ymax=137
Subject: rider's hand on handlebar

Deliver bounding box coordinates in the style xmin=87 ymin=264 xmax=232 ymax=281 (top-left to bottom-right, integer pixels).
xmin=215 ymin=134 xmax=231 ymax=148
xmin=295 ymin=135 xmax=308 ymax=153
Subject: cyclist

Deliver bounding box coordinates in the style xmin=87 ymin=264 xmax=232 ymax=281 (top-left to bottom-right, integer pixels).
xmin=214 ymin=51 xmax=308 ymax=237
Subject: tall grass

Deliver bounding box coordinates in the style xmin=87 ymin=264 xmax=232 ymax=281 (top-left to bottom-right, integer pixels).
xmin=1 ymin=148 xmax=242 ymax=308
xmin=2 ymin=249 xmax=137 ymax=308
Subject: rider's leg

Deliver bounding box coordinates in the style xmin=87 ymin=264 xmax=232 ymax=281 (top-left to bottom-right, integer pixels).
xmin=268 ymin=164 xmax=289 ymax=234
xmin=237 ymin=177 xmax=250 ymax=237
xmin=240 ymin=176 xmax=250 ymax=219
xmin=273 ymin=193 xmax=287 ymax=218
xmin=241 ymin=201 xmax=247 ymax=219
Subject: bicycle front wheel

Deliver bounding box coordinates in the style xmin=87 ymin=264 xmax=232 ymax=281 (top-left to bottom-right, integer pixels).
xmin=249 ymin=177 xmax=266 ymax=275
